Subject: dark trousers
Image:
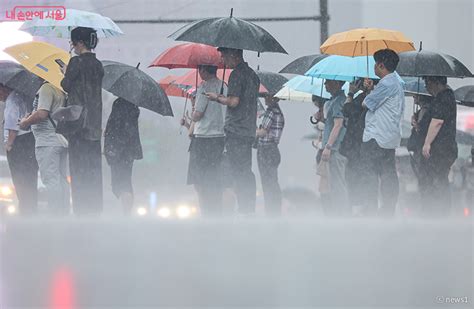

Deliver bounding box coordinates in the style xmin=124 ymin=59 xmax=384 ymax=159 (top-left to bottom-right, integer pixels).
xmin=68 ymin=135 xmax=103 ymax=215
xmin=418 ymin=153 xmax=456 ymax=217
xmin=225 ymin=133 xmax=256 ymax=214
xmin=360 ymin=139 xmax=399 ymax=217
xmin=6 ymin=133 xmax=38 ymax=214
xmin=345 ymin=155 xmax=364 ymax=207
xmin=190 ymin=137 xmax=225 ymax=216
xmin=257 ymin=143 xmax=282 ymax=215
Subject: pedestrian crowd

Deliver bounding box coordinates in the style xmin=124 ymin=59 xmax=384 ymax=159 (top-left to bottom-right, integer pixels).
xmin=1 ymin=23 xmax=472 ymax=219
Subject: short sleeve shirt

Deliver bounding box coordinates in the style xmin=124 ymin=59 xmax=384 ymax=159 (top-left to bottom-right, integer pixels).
xmin=194 ymin=78 xmax=227 ymax=137
xmin=3 ymin=91 xmax=31 ymax=143
xmin=31 ymin=83 xmax=68 ymax=148
xmin=225 ymin=62 xmax=260 ymax=138
xmin=322 ymin=90 xmax=346 ymax=150
xmin=420 ymin=88 xmax=457 ymax=154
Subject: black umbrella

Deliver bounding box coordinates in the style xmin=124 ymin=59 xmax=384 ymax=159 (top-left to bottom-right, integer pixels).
xmin=168 ymin=9 xmax=287 ymax=54
xmin=397 ymin=50 xmax=474 ymax=78
xmin=0 ymin=60 xmax=43 ymax=99
xmin=279 ymin=54 xmax=328 ymax=75
xmin=454 ymin=85 xmax=474 ymax=107
xmin=101 ymin=61 xmax=173 ymax=116
xmin=256 ymin=70 xmax=288 ymax=95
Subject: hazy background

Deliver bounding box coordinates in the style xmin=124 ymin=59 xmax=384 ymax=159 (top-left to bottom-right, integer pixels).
xmin=1 ymin=0 xmax=473 ymax=210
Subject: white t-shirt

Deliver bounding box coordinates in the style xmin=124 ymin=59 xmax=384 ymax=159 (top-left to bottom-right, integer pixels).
xmin=3 ymin=91 xmax=31 ymax=144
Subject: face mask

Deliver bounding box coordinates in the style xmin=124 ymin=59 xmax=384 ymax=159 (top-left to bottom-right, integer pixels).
xmin=69 ymin=46 xmax=78 ymax=57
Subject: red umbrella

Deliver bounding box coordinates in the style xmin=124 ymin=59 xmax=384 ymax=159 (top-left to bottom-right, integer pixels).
xmin=158 ymin=75 xmax=186 ymax=97
xmin=172 ymin=69 xmax=268 ymax=93
xmin=149 ymin=43 xmax=224 ymax=69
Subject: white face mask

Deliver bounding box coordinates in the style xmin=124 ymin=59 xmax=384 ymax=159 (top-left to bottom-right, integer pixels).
xmin=69 ymin=46 xmax=78 ymax=57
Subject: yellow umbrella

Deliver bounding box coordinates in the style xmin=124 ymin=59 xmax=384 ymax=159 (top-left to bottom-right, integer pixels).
xmin=4 ymin=41 xmax=70 ymax=91
xmin=320 ymin=28 xmax=415 ymax=57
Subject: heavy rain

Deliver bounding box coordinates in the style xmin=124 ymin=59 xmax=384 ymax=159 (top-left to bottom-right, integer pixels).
xmin=0 ymin=0 xmax=472 ymax=308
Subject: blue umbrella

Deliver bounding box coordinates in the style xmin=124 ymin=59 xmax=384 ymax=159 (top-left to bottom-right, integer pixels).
xmin=403 ymin=77 xmax=430 ymax=97
xmin=284 ymin=75 xmax=350 ymax=99
xmin=305 ymin=55 xmax=378 ymax=81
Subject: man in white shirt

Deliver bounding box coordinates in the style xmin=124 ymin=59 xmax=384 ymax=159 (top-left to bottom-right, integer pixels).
xmin=360 ymin=49 xmax=405 ymax=217
xmin=20 ymin=82 xmax=70 ymax=215
xmin=0 ymin=84 xmax=38 ymax=214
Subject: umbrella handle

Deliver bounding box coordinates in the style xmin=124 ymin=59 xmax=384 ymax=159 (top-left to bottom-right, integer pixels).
xmin=220 ymin=66 xmax=227 ymax=95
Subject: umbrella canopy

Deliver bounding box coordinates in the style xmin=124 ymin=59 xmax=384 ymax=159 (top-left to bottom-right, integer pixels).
xmin=403 ymin=77 xmax=430 ymax=97
xmin=255 ymin=71 xmax=288 ymax=95
xmin=320 ymin=28 xmax=415 ymax=56
xmin=274 ymin=86 xmax=316 ymax=103
xmin=279 ymin=54 xmax=328 ymax=75
xmin=4 ymin=41 xmax=70 ymax=91
xmin=149 ymin=43 xmax=224 ymax=69
xmin=305 ymin=55 xmax=378 ymax=81
xmin=102 ymin=61 xmax=173 ymax=116
xmin=19 ymin=9 xmax=123 ymax=38
xmin=159 ymin=75 xmax=187 ymax=97
xmin=284 ymin=75 xmax=350 ymax=99
xmin=172 ymin=69 xmax=268 ymax=93
xmin=168 ymin=10 xmax=287 ymax=54
xmin=454 ymin=85 xmax=474 ymax=107
xmin=0 ymin=61 xmax=43 ymax=99
xmin=397 ymin=50 xmax=474 ymax=78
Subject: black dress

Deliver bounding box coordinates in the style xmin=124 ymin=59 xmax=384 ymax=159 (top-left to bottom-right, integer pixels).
xmin=104 ymin=98 xmax=143 ymax=198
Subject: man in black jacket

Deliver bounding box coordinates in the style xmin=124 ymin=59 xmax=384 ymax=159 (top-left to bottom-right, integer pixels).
xmin=60 ymin=27 xmax=104 ymax=215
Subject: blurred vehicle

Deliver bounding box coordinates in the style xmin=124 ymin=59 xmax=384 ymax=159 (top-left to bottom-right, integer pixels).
xmin=0 ymin=155 xmax=18 ymax=216
xmin=133 ymin=192 xmax=199 ymax=219
xmin=0 ymin=155 xmax=48 ymax=217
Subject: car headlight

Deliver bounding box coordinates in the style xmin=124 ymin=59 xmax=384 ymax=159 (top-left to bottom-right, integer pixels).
xmin=157 ymin=206 xmax=171 ymax=218
xmin=7 ymin=205 xmax=16 ymax=215
xmin=0 ymin=186 xmax=13 ymax=197
xmin=136 ymin=206 xmax=148 ymax=216
xmin=176 ymin=205 xmax=192 ymax=219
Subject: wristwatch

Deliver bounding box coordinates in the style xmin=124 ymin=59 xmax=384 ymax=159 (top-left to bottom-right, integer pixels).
xmin=347 ymin=92 xmax=355 ymax=98
xmin=325 ymin=143 xmax=333 ymax=150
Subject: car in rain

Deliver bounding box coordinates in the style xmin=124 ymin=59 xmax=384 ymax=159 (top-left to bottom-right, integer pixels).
xmin=0 ymin=155 xmax=18 ymax=216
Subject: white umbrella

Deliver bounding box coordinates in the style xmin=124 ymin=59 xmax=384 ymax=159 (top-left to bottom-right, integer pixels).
xmin=19 ymin=9 xmax=123 ymax=38
xmin=274 ymin=86 xmax=315 ymax=103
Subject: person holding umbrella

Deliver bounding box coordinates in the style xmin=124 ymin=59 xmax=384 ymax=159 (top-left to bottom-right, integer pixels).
xmin=319 ymin=79 xmax=348 ymax=216
xmin=0 ymin=84 xmax=38 ymax=215
xmin=360 ymin=49 xmax=405 ymax=217
xmin=180 ymin=65 xmax=227 ymax=216
xmin=60 ymin=27 xmax=104 ymax=215
xmin=19 ymin=82 xmax=70 ymax=215
xmin=205 ymin=48 xmax=260 ymax=215
xmin=418 ymin=76 xmax=458 ymax=217
xmin=104 ymin=97 xmax=143 ymax=215
xmin=340 ymin=78 xmax=376 ymax=216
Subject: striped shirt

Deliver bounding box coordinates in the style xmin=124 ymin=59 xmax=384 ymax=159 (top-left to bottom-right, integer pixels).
xmin=258 ymin=104 xmax=285 ymax=145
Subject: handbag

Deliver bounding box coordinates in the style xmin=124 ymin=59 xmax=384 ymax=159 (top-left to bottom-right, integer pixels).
xmin=51 ymin=104 xmax=86 ymax=136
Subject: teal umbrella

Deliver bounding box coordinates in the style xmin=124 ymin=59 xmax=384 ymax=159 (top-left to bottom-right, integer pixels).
xmin=284 ymin=75 xmax=350 ymax=99
xmin=20 ymin=9 xmax=123 ymax=38
xmin=305 ymin=55 xmax=378 ymax=81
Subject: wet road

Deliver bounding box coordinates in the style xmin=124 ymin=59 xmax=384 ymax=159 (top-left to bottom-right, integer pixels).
xmin=1 ymin=217 xmax=472 ymax=308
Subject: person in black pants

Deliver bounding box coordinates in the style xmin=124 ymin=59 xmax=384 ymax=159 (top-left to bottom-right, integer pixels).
xmin=60 ymin=27 xmax=104 ymax=215
xmin=340 ymin=78 xmax=370 ymax=215
xmin=418 ymin=76 xmax=458 ymax=217
xmin=256 ymin=94 xmax=285 ymax=216
xmin=104 ymin=98 xmax=143 ymax=215
xmin=205 ymin=48 xmax=260 ymax=215
xmin=0 ymin=85 xmax=38 ymax=215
